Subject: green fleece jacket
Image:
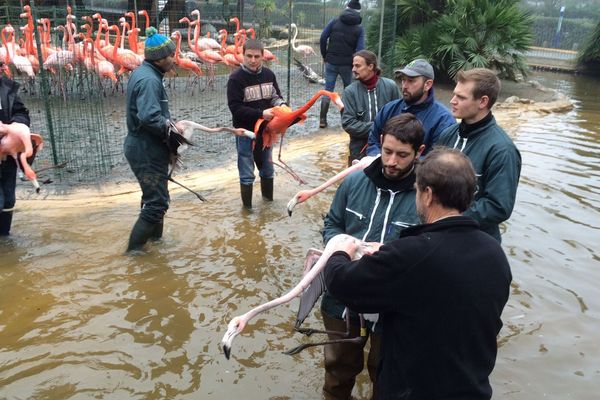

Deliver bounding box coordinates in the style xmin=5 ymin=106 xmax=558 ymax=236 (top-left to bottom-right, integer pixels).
xmin=321 ymin=157 xmax=419 ymax=322
xmin=436 ymin=115 xmax=521 ymax=242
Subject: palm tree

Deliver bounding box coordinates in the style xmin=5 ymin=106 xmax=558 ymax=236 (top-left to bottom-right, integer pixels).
xmin=578 ymin=19 xmax=600 ymax=74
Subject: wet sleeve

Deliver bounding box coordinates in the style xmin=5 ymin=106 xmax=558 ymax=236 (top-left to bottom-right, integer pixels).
xmin=320 ymin=20 xmax=334 ymax=59
xmin=227 ymin=76 xmax=263 ymax=125
xmin=10 ymin=94 xmax=31 ymax=127
xmin=341 ymin=88 xmax=372 ymax=140
xmin=355 ymin=27 xmax=365 ymax=52
xmin=322 ymin=179 xmax=350 ymax=245
xmin=464 ymin=145 xmax=522 ymax=229
xmin=427 ymin=105 xmax=456 ymax=150
xmin=323 ymin=243 xmax=412 ymax=314
xmin=135 ymin=79 xmax=169 ymax=139
xmin=270 ymin=75 xmax=286 ymax=107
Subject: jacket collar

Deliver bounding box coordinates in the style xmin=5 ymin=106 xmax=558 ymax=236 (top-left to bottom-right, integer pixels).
xmin=241 ymin=63 xmax=263 ymax=75
xmin=364 ymin=156 xmax=416 ymax=192
xmin=144 ymin=60 xmax=165 ymax=77
xmin=400 ymin=215 xmax=480 ymax=238
xmin=459 ymin=111 xmax=493 ymax=138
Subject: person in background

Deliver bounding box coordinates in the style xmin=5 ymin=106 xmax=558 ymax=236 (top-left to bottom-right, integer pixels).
xmin=324 ymin=148 xmax=512 ymax=400
xmin=319 ymin=0 xmax=365 ymax=129
xmin=227 ymin=39 xmax=286 ymax=210
xmin=0 ymin=73 xmax=31 ymax=236
xmin=366 ymin=58 xmax=454 ymax=156
xmin=341 ymin=50 xmax=400 ymax=166
xmin=320 ymin=114 xmax=424 ymax=400
xmin=436 ymin=67 xmax=521 ymax=242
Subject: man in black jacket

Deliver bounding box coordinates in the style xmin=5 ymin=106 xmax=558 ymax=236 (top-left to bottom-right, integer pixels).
xmin=319 ymin=0 xmax=365 ymax=128
xmin=324 ymin=148 xmax=512 ymax=400
xmin=0 ymin=75 xmax=31 ymax=236
xmin=227 ymin=39 xmax=286 ymax=209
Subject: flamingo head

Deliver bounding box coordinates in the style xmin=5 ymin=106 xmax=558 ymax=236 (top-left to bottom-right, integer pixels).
xmin=221 ymin=316 xmax=244 ymax=360
xmin=178 ymin=17 xmax=190 ymax=24
xmin=286 ymin=196 xmax=299 ymax=216
xmin=170 ymin=31 xmax=180 ymax=40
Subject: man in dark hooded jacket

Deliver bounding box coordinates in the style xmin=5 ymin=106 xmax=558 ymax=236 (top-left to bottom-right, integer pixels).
xmin=319 ymin=0 xmax=365 ymax=128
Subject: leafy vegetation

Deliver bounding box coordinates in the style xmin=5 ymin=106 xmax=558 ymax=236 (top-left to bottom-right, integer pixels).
xmin=578 ymin=19 xmax=600 ymax=73
xmin=367 ymin=0 xmax=534 ymax=81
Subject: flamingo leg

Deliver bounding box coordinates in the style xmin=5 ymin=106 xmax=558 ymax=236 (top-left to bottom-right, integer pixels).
xmin=271 ymin=134 xmax=307 ymax=185
xmin=284 ymin=313 xmax=368 ymax=355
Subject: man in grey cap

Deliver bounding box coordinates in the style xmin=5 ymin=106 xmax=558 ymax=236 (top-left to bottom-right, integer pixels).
xmin=366 ymin=58 xmax=455 ymax=156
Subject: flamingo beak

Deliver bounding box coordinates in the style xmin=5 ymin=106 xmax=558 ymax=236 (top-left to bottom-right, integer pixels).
xmin=333 ymin=97 xmax=344 ymax=111
xmin=286 ymin=196 xmax=298 ymax=217
xmin=223 ymin=344 xmax=232 ymax=360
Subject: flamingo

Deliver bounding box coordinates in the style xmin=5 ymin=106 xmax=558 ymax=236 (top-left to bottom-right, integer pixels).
xmin=170 ymin=31 xmax=203 ymax=89
xmin=218 ymin=29 xmax=239 ymax=67
xmin=286 ymin=156 xmax=378 ymax=216
xmin=221 ymin=233 xmax=374 ymax=360
xmin=290 ymin=23 xmax=315 ymax=57
xmin=254 ymin=89 xmax=344 ymax=183
xmin=0 ymin=122 xmax=43 ymax=192
xmin=175 ymin=120 xmax=255 ymax=154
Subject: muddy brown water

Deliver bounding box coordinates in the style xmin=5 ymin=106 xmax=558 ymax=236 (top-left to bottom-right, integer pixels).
xmin=1 ymin=71 xmax=599 ymax=399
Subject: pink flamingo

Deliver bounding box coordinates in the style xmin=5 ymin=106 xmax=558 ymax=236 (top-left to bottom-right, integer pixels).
xmin=286 ymin=156 xmax=378 ymax=215
xmin=171 ymin=31 xmax=203 ymax=89
xmin=245 ymin=27 xmax=277 ymax=62
xmin=0 ymin=122 xmax=43 ymax=192
xmin=290 ymin=23 xmax=315 ymax=57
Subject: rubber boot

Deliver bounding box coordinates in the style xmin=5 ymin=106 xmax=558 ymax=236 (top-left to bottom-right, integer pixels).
xmin=127 ymin=217 xmax=156 ymax=252
xmin=240 ymin=183 xmax=253 ymax=209
xmin=150 ymin=220 xmax=164 ymax=241
xmin=319 ymin=97 xmax=330 ymax=128
xmin=0 ymin=211 xmax=14 ymax=236
xmin=261 ymin=178 xmax=273 ymax=201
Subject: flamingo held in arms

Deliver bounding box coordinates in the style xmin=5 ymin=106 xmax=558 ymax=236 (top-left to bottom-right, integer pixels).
xmin=221 ymin=233 xmax=375 ymax=360
xmin=254 ymin=89 xmax=344 ymax=184
xmin=0 ymin=122 xmax=43 ymax=192
xmin=286 ymin=156 xmax=378 ymax=216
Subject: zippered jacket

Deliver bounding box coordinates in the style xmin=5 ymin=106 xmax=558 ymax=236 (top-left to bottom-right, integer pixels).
xmin=436 ymin=116 xmax=521 ymax=242
xmin=320 ymin=9 xmax=365 ymax=66
xmin=321 ymin=156 xmax=419 ymax=322
xmin=342 ymin=76 xmax=400 ymax=145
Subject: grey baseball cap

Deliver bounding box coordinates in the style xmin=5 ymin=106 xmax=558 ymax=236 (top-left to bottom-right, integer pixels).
xmin=394 ymin=59 xmax=434 ymax=80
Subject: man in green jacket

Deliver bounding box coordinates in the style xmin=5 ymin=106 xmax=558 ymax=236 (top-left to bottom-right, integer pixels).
xmin=124 ymin=27 xmax=184 ymax=252
xmin=436 ymin=68 xmax=521 ymax=242
xmin=342 ymin=50 xmax=400 ymax=166
xmin=320 ymin=113 xmax=424 ymax=400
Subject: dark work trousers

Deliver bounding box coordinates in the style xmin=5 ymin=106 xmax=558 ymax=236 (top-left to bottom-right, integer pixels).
xmin=348 ymin=138 xmax=368 ymax=167
xmin=124 ymin=135 xmax=170 ymax=224
xmin=322 ymin=312 xmax=381 ymax=400
xmin=0 ymin=157 xmax=17 ymax=235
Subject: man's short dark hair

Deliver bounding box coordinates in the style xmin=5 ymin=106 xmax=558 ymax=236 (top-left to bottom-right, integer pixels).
xmin=243 ymin=38 xmax=264 ymax=54
xmin=456 ymin=68 xmax=501 ymax=109
xmin=381 ymin=113 xmax=424 ymax=152
xmin=416 ymin=148 xmax=476 ymax=212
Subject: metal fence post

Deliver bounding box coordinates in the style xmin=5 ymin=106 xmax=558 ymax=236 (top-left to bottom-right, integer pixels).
xmin=30 ymin=0 xmax=58 ymax=166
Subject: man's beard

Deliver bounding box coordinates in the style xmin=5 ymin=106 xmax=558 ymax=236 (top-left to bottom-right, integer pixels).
xmin=403 ymin=86 xmax=425 ymax=104
xmin=382 ymin=163 xmax=414 ymax=180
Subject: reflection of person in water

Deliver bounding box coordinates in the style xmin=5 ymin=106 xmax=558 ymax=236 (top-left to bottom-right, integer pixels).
xmin=0 ymin=74 xmax=31 ymax=236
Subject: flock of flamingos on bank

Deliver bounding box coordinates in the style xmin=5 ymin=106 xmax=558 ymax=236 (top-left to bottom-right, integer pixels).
xmin=0 ymin=5 xmax=321 ymax=96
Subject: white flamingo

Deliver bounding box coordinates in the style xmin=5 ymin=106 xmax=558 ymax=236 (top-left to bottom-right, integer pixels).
xmin=290 ymin=23 xmax=316 ymax=57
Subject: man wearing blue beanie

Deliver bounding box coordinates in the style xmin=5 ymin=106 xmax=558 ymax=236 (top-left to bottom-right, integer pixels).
xmin=124 ymin=27 xmax=183 ymax=252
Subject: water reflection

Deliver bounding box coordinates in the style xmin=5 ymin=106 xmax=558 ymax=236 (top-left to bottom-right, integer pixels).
xmin=1 ymin=72 xmax=600 ymax=399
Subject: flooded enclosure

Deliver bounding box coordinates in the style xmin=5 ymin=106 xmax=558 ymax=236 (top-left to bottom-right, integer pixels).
xmin=1 ymin=71 xmax=599 ymax=399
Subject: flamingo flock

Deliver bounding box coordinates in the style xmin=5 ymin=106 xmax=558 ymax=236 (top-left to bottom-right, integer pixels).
xmin=1 ymin=6 xmax=285 ymax=95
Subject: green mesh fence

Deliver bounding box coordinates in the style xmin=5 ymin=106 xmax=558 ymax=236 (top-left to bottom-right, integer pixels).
xmin=1 ymin=2 xmax=386 ymax=188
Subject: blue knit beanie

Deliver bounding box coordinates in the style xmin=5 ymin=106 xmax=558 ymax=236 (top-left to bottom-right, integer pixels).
xmin=144 ymin=26 xmax=176 ymax=61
